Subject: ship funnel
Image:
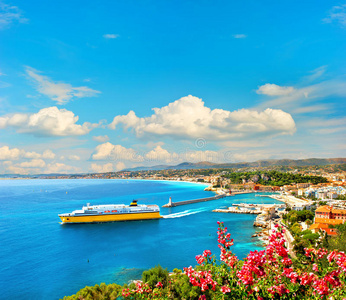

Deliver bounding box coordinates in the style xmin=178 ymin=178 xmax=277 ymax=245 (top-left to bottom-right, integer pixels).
xmin=87 ymin=203 xmax=90 ymax=207
xmin=130 ymin=200 xmax=138 ymax=207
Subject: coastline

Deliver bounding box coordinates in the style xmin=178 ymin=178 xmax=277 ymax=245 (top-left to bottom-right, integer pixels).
xmin=0 ymin=176 xmax=212 ymax=188
xmin=266 ymin=193 xmax=313 ymax=207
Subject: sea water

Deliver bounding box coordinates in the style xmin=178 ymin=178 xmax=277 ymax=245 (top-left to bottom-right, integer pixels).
xmin=0 ymin=179 xmax=281 ymax=299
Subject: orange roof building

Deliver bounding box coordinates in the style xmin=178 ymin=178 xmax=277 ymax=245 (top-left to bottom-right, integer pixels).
xmin=309 ymin=205 xmax=346 ymax=236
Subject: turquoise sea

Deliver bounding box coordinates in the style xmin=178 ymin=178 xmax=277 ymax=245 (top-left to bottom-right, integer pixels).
xmin=0 ymin=179 xmax=281 ymax=299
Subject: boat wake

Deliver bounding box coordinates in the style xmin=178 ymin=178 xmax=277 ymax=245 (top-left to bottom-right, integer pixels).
xmin=162 ymin=208 xmax=208 ymax=219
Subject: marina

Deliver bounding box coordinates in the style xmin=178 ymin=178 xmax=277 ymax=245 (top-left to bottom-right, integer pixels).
xmin=213 ymin=202 xmax=285 ymax=215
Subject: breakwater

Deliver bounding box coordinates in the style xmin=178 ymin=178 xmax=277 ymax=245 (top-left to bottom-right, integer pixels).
xmin=163 ymin=194 xmax=226 ymax=207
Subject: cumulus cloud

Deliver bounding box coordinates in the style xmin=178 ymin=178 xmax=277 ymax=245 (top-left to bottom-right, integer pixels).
xmin=25 ymin=67 xmax=101 ymax=105
xmin=23 ymin=151 xmax=41 ymax=159
xmin=91 ymin=162 xmax=125 ymax=173
xmin=109 ymin=95 xmax=296 ymax=140
xmin=256 ymin=83 xmax=295 ymax=96
xmin=91 ymin=162 xmax=114 ymax=173
xmin=103 ymin=34 xmax=119 ymax=39
xmin=144 ymin=146 xmax=178 ymax=163
xmin=44 ymin=163 xmax=80 ymax=174
xmin=93 ymin=135 xmax=109 ymax=143
xmin=0 ymin=106 xmax=98 ymax=136
xmin=19 ymin=159 xmax=46 ymax=168
xmin=2 ymin=161 xmax=30 ymax=175
xmin=0 ymin=2 xmax=27 ymax=30
xmin=91 ymin=142 xmax=259 ymax=166
xmin=0 ymin=146 xmax=22 ymax=160
xmin=42 ymin=149 xmax=55 ymax=159
xmin=0 ymin=146 xmax=55 ymax=161
xmin=323 ymin=4 xmax=346 ymax=28
xmin=115 ymin=162 xmax=126 ymax=171
xmin=92 ymin=142 xmax=143 ymax=161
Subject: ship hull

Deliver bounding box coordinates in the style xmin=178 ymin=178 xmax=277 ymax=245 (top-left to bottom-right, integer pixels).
xmin=59 ymin=211 xmax=162 ymax=224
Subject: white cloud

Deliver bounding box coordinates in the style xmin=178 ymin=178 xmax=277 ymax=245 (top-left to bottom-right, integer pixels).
xmin=323 ymin=4 xmax=346 ymax=28
xmin=0 ymin=2 xmax=27 ymax=30
xmin=292 ymin=104 xmax=329 ymax=114
xmin=23 ymin=151 xmax=41 ymax=159
xmin=91 ymin=142 xmax=290 ymax=167
xmin=144 ymin=146 xmax=178 ymax=163
xmin=0 ymin=146 xmax=22 ymax=160
xmin=90 ymin=162 xmax=125 ymax=173
xmin=233 ymin=34 xmax=247 ymax=39
xmin=109 ymin=95 xmax=296 ymax=140
xmin=103 ymin=34 xmax=120 ymax=39
xmin=42 ymin=149 xmax=55 ymax=159
xmin=92 ymin=142 xmax=143 ymax=161
xmin=2 ymin=161 xmax=30 ymax=175
xmin=0 ymin=106 xmax=98 ymax=136
xmin=256 ymin=83 xmax=295 ymax=96
xmin=115 ymin=162 xmax=126 ymax=171
xmin=19 ymin=159 xmax=46 ymax=168
xmin=303 ymin=66 xmax=327 ymax=83
xmin=302 ymin=117 xmax=346 ymax=136
xmin=25 ymin=67 xmax=101 ymax=105
xmin=91 ymin=162 xmax=114 ymax=173
xmin=44 ymin=163 xmax=80 ymax=174
xmin=93 ymin=135 xmax=109 ymax=143
xmin=258 ymin=77 xmax=346 ymax=113
xmin=0 ymin=145 xmax=56 ymax=161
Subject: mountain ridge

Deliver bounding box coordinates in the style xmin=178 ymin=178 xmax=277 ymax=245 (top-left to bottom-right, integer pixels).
xmin=124 ymin=158 xmax=346 ymax=171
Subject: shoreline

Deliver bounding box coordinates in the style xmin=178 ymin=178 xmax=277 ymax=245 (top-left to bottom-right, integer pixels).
xmin=0 ymin=176 xmax=212 ymax=187
xmin=266 ymin=194 xmax=313 ymax=207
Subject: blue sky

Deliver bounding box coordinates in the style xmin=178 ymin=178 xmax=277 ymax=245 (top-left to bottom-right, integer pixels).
xmin=0 ymin=0 xmax=345 ymax=174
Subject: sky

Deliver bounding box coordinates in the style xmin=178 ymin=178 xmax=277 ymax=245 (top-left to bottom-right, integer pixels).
xmin=0 ymin=0 xmax=345 ymax=174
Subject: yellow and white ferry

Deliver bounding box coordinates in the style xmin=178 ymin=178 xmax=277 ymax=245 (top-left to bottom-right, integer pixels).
xmin=59 ymin=200 xmax=162 ymax=224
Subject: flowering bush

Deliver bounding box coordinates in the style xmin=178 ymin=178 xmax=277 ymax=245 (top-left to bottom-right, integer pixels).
xmin=64 ymin=222 xmax=346 ymax=300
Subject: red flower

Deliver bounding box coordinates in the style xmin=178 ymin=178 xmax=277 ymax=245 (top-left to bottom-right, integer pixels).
xmin=220 ymin=285 xmax=231 ymax=294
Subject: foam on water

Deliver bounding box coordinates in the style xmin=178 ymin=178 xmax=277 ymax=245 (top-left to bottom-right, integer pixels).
xmin=163 ymin=207 xmax=208 ymax=218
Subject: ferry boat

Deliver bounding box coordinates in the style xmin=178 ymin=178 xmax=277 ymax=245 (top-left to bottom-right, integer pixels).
xmin=59 ymin=200 xmax=162 ymax=224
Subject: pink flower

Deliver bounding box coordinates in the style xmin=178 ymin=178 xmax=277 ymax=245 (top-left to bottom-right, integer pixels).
xmin=313 ymin=279 xmax=330 ymax=295
xmin=312 ymin=263 xmax=318 ymax=272
xmin=156 ymin=281 xmax=163 ymax=288
xmin=220 ymin=285 xmax=231 ymax=294
xmin=196 ymin=254 xmax=205 ymax=264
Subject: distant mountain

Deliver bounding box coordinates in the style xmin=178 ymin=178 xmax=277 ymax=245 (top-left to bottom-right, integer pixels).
xmin=124 ymin=158 xmax=346 ymax=171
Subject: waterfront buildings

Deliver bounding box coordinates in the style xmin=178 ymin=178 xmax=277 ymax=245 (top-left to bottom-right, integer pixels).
xmin=310 ymin=205 xmax=346 ymax=236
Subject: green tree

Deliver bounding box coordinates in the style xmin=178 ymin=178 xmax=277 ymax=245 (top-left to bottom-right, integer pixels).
xmin=141 ymin=264 xmax=169 ymax=289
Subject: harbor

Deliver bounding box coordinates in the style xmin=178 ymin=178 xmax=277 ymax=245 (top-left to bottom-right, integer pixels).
xmin=213 ymin=202 xmax=284 ymax=215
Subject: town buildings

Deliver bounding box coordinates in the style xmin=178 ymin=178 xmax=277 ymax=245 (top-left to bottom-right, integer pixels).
xmin=310 ymin=205 xmax=346 ymax=236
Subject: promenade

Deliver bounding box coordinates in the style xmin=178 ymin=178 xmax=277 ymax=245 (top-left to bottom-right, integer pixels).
xmin=267 ymin=194 xmax=313 ymax=207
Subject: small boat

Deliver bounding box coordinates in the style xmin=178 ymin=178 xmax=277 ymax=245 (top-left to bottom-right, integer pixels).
xmin=59 ymin=200 xmax=162 ymax=224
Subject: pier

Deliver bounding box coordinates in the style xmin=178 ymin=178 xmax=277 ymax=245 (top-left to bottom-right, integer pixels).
xmin=163 ymin=194 xmax=226 ymax=207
